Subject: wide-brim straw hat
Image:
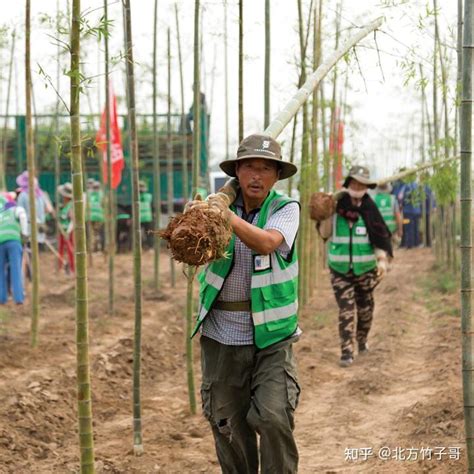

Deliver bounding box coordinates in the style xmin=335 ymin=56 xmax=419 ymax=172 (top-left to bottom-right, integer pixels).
xmin=219 ymin=134 xmax=298 ymax=180
xmin=58 ymin=182 xmax=73 ymax=199
xmin=343 ymin=165 xmax=377 ymax=189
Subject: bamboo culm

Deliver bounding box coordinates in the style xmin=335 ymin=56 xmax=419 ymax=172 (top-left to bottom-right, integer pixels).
xmin=152 ymin=0 xmax=161 ymax=291
xmin=460 ymin=0 xmax=473 ymax=468
xmin=122 ymin=0 xmax=144 ymax=455
xmin=104 ymin=0 xmax=115 ymax=315
xmin=25 ymin=0 xmax=40 ymax=349
xmin=70 ymin=0 xmax=96 ymax=471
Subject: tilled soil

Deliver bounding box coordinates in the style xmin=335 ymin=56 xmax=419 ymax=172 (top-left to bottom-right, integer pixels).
xmin=0 ymin=247 xmax=466 ymax=473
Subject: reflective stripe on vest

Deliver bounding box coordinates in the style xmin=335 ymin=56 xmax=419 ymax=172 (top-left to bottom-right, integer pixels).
xmin=192 ymin=190 xmax=299 ymax=349
xmin=328 ymin=214 xmax=376 ymax=276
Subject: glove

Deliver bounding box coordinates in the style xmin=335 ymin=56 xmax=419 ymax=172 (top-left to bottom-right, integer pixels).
xmin=206 ymin=193 xmax=231 ymax=221
xmin=309 ymin=192 xmax=336 ymax=222
xmin=376 ymin=257 xmax=388 ymax=279
xmin=184 ymin=193 xmax=207 ymax=213
xmin=217 ymin=178 xmax=240 ymax=205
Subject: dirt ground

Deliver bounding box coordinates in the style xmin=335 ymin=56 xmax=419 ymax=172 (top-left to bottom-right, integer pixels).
xmin=0 ymin=246 xmax=466 ymax=473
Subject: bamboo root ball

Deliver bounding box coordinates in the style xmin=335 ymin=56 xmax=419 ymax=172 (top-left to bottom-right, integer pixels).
xmin=160 ymin=206 xmax=232 ymax=266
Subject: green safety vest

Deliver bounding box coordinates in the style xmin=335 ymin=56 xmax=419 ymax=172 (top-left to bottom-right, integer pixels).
xmin=88 ymin=191 xmax=104 ymax=223
xmin=0 ymin=207 xmax=21 ymax=244
xmin=59 ymin=201 xmax=73 ymax=229
xmin=374 ymin=192 xmax=396 ymax=233
xmin=192 ymin=190 xmax=299 ymax=349
xmin=139 ymin=193 xmax=153 ymax=223
xmin=328 ymin=214 xmax=377 ymax=276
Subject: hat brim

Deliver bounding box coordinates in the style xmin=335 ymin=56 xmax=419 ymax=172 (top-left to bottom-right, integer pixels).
xmin=219 ymin=156 xmax=298 ymax=180
xmin=343 ymin=176 xmax=377 ymax=189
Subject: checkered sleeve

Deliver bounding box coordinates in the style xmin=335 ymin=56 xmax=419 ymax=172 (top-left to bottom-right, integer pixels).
xmin=264 ymin=202 xmax=300 ymax=254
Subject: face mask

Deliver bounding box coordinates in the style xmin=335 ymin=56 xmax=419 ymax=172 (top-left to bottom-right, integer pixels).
xmin=347 ymin=188 xmax=366 ymax=199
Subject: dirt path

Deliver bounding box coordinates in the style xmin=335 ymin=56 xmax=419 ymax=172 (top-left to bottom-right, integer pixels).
xmin=0 ymin=248 xmax=465 ymax=473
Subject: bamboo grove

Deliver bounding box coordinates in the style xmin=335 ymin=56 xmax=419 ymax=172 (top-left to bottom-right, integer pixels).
xmin=0 ymin=0 xmax=468 ymax=471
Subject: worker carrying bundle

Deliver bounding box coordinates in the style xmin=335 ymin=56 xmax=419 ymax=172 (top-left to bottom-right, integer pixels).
xmin=180 ymin=134 xmax=301 ymax=473
xmin=313 ymin=166 xmax=393 ymax=368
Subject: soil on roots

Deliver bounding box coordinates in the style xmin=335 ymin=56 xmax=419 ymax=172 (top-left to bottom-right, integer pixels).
xmin=160 ymin=207 xmax=232 ymax=265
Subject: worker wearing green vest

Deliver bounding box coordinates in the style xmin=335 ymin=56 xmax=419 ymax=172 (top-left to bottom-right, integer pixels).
xmin=139 ymin=180 xmax=153 ymax=249
xmin=317 ymin=166 xmax=393 ymax=368
xmin=87 ymin=180 xmax=105 ymax=252
xmin=0 ymin=198 xmax=28 ymax=304
xmin=185 ymin=134 xmax=300 ymax=473
xmin=373 ymin=182 xmax=403 ymax=245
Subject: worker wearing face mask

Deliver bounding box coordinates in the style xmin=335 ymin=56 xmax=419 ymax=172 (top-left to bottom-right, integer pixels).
xmin=316 ymin=166 xmax=393 ymax=367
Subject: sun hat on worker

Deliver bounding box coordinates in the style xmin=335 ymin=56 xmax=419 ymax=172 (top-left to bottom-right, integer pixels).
xmin=219 ymin=134 xmax=298 ymax=180
xmin=139 ymin=180 xmax=147 ymax=192
xmin=92 ymin=180 xmax=101 ymax=190
xmin=343 ymin=165 xmax=377 ymax=189
xmin=58 ymin=182 xmax=73 ymax=199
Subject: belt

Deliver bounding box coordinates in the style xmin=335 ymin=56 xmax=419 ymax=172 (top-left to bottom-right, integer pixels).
xmin=213 ymin=300 xmax=251 ymax=312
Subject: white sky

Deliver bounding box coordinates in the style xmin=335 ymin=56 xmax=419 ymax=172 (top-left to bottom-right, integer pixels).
xmin=0 ymin=0 xmax=458 ymax=180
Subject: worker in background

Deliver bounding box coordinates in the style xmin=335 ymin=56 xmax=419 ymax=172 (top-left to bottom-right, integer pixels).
xmin=57 ymin=183 xmax=75 ymax=274
xmin=87 ymin=180 xmax=105 ymax=252
xmin=16 ymin=170 xmax=53 ymax=251
xmin=398 ymin=180 xmax=422 ymax=249
xmin=316 ymin=166 xmax=393 ymax=367
xmin=373 ymin=182 xmax=403 ymax=246
xmin=0 ymin=193 xmax=28 ymax=304
xmin=139 ymin=180 xmax=153 ymax=250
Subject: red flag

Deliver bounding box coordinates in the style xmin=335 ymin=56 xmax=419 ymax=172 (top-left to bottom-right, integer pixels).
xmin=96 ymin=88 xmax=124 ymax=189
xmin=329 ymin=108 xmax=345 ymax=189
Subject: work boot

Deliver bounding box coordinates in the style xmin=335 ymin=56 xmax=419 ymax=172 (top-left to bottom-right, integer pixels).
xmin=358 ymin=342 xmax=369 ymax=355
xmin=339 ymin=352 xmax=353 ymax=368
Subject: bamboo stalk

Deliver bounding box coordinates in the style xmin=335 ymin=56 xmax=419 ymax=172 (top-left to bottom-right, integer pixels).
xmin=70 ymin=0 xmax=96 ymax=471
xmin=264 ymin=0 xmax=270 ymax=128
xmin=264 ymin=17 xmax=383 ymax=139
xmin=55 ymin=2 xmax=61 ymax=252
xmin=104 ymin=0 xmax=115 ymax=314
xmin=224 ymin=0 xmax=229 ymax=159
xmin=166 ymin=29 xmax=176 ymax=288
xmin=153 ymin=0 xmax=161 ymax=291
xmin=25 ymin=0 xmax=40 ymax=349
xmin=174 ymin=4 xmax=188 ymax=203
xmin=460 ymin=0 xmax=473 ymax=468
xmin=123 ymin=0 xmax=144 ymax=455
xmin=238 ymin=0 xmax=244 ymax=142
xmin=192 ymin=0 xmax=201 ymax=195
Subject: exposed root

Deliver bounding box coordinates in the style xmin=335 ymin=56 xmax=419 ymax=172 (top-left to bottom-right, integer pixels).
xmin=159 ymin=207 xmax=232 ymax=266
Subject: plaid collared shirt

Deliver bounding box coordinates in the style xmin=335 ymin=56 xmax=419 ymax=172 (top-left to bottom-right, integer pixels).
xmin=201 ymin=193 xmax=300 ymax=345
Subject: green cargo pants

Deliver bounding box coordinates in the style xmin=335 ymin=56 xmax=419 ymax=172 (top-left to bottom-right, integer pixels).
xmin=200 ymin=335 xmax=300 ymax=474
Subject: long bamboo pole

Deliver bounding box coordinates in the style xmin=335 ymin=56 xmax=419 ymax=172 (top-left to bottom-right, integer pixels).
xmin=70 ymin=0 xmax=96 ymax=471
xmin=460 ymin=0 xmax=473 ymax=469
xmin=153 ymin=0 xmax=161 ymax=291
xmin=25 ymin=0 xmax=40 ymax=349
xmin=104 ymin=0 xmax=115 ymax=315
xmin=264 ymin=17 xmax=383 ymax=139
xmin=123 ymin=0 xmax=144 ymax=455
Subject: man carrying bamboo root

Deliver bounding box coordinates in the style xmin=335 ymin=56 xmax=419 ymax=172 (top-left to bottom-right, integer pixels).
xmin=314 ymin=166 xmax=393 ymax=368
xmin=187 ymin=134 xmax=301 ymax=473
